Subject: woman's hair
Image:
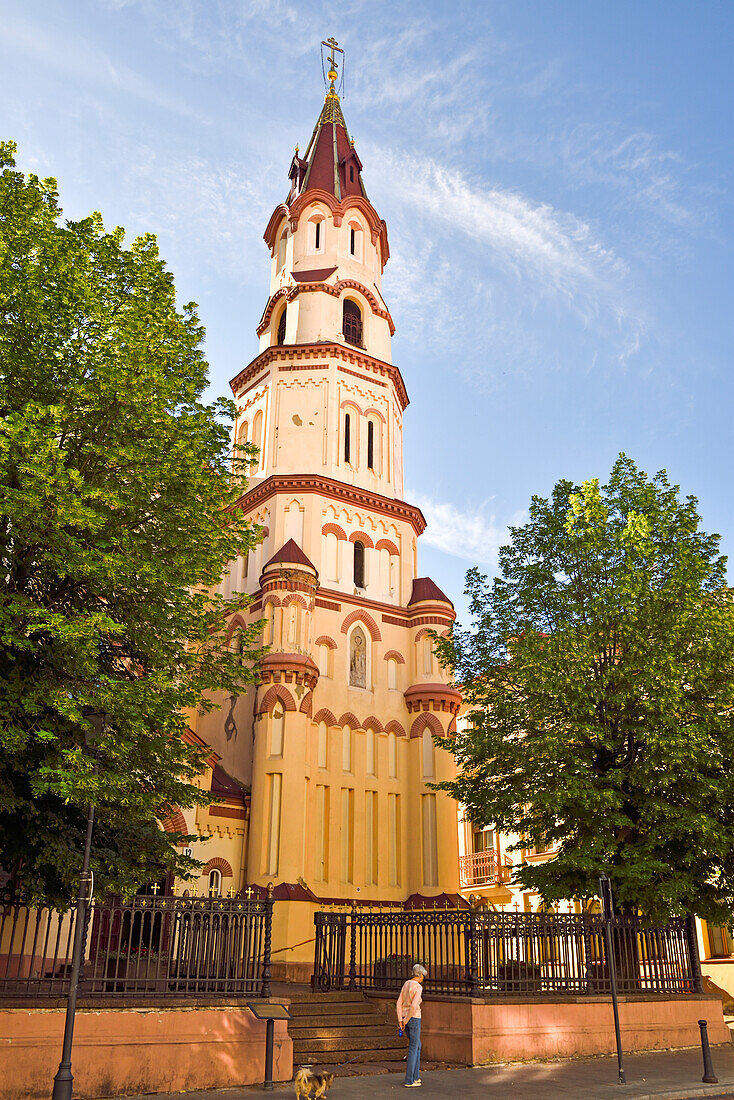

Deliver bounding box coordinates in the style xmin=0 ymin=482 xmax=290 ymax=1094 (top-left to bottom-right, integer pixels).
xmin=412 ymin=963 xmax=428 ymax=978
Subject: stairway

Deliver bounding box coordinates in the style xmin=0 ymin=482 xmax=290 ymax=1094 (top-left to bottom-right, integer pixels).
xmin=287 ymin=989 xmax=407 ymax=1076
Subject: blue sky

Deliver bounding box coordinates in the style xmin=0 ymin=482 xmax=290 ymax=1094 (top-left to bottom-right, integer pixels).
xmin=2 ymin=0 xmax=732 ymax=623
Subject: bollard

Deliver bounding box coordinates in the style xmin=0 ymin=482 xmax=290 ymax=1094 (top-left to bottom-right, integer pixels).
xmin=698 ymin=1019 xmax=718 ymax=1084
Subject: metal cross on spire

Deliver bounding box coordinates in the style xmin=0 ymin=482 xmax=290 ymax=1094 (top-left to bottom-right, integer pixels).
xmin=321 ymin=36 xmax=344 ymax=95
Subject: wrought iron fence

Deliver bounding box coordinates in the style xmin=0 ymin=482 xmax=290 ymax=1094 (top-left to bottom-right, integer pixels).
xmin=313 ymin=907 xmax=703 ymax=997
xmin=0 ymin=894 xmax=273 ymax=999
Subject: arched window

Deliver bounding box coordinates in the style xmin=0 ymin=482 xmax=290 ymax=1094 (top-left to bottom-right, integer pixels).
xmin=422 ymin=729 xmax=434 ymax=779
xmin=314 ymin=219 xmax=322 ymax=250
xmin=278 ymin=230 xmax=287 ymax=269
xmin=287 ymin=603 xmax=301 ymax=648
xmin=366 ymin=728 xmax=376 ymax=776
xmin=263 ymin=604 xmax=274 ymax=646
xmin=271 ymin=704 xmax=284 ymax=757
xmin=353 ymin=540 xmax=365 ymax=589
xmin=277 ymin=307 xmax=286 ymax=346
xmin=343 ymin=299 xmax=362 ymax=346
xmin=318 ymin=643 xmax=331 ymax=678
xmin=342 ymin=725 xmax=352 ymax=771
xmin=367 ymin=421 xmax=375 ymax=470
xmin=208 ymin=868 xmax=222 ymax=898
xmin=387 ymin=657 xmax=398 ymax=690
xmin=388 ymin=732 xmax=397 ymax=778
xmin=423 ymin=636 xmax=433 ymax=675
xmin=349 ymin=626 xmax=367 ymax=688
xmin=251 ymin=410 xmax=263 ymax=472
xmin=317 ymin=721 xmax=328 ymax=768
xmin=344 ymin=413 xmax=351 ymax=464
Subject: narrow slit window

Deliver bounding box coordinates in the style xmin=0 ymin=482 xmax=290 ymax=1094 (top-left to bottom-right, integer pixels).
xmin=353 ymin=541 xmax=365 ymax=589
xmin=367 ymin=421 xmax=375 ymax=470
xmin=350 ymin=227 xmax=356 ymax=255
xmin=277 ymin=308 xmax=286 ymax=346
xmin=315 ymin=220 xmax=321 ymax=249
xmin=344 ymin=413 xmax=351 ymax=464
xmin=349 ymin=165 xmax=355 ymax=183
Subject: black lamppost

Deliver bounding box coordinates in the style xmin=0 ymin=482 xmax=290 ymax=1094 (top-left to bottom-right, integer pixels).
xmin=52 ymin=709 xmax=105 ymax=1100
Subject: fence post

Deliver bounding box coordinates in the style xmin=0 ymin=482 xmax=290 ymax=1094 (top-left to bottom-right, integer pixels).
xmin=260 ymin=884 xmax=273 ymax=998
xmin=348 ymin=902 xmax=357 ymax=990
xmin=685 ymin=914 xmax=704 ymax=993
xmin=468 ymin=911 xmax=479 ymax=996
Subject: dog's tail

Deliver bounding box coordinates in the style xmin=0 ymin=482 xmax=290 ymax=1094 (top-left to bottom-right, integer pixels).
xmin=294 ymin=1067 xmax=310 ymax=1089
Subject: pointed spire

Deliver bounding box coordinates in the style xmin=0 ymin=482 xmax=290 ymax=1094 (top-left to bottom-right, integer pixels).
xmin=289 ymin=38 xmax=366 ymax=204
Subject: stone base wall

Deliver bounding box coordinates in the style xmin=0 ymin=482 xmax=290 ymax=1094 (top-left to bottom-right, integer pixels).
xmin=0 ymin=1004 xmax=292 ymax=1100
xmin=368 ymin=992 xmax=730 ymax=1064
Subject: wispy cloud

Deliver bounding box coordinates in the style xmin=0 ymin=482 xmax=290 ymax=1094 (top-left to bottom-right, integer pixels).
xmin=409 ymin=492 xmax=521 ymax=569
xmin=370 ymin=147 xmax=628 ymax=310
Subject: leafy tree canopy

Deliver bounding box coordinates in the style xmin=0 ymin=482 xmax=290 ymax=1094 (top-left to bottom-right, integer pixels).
xmin=0 ymin=142 xmax=262 ymax=906
xmin=435 ymin=454 xmax=734 ymax=923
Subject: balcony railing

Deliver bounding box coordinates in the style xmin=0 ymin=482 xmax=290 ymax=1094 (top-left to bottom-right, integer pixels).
xmin=459 ymin=850 xmax=512 ymax=887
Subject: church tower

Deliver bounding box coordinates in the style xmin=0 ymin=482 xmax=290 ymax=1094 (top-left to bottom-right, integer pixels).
xmin=195 ymin=44 xmax=461 ymax=931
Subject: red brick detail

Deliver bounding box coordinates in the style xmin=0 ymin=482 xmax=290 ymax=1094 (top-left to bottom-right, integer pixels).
xmin=257 ymin=684 xmax=297 ymax=715
xmin=300 ymin=691 xmax=313 ymax=716
xmin=364 ymin=407 xmax=387 ymax=424
xmin=375 ymin=539 xmax=399 ymax=555
xmin=414 ymin=627 xmax=435 ymax=642
xmin=338 ymin=712 xmax=361 ymax=729
xmin=385 ymin=720 xmax=407 ymax=738
xmin=384 ymin=650 xmax=405 ymax=664
xmin=447 ymin=717 xmax=457 ymax=736
xmin=362 ymin=715 xmax=383 ymax=733
xmin=263 ymin=594 xmax=282 ymax=607
xmin=410 ymin=615 xmax=454 ymax=628
xmin=382 ymin=614 xmax=410 ymax=628
xmin=410 ymin=712 xmax=445 ymax=739
xmin=282 ymin=592 xmax=309 ymax=608
xmin=322 ymin=523 xmax=347 ymax=540
xmin=265 ymin=192 xmax=390 ymax=270
xmin=233 ymin=471 xmax=424 ymax=534
xmin=403 ymin=682 xmax=462 ymax=715
xmin=341 ymin=609 xmax=381 ymax=641
xmin=313 ymin=708 xmax=338 ymax=726
xmin=315 ymin=635 xmax=337 ymax=649
xmin=334 ymin=279 xmax=395 ymax=335
xmin=209 ymin=805 xmax=247 ymax=820
xmin=338 ymin=365 xmax=388 ymax=388
xmin=349 ymin=531 xmax=374 ymax=549
xmin=316 ymin=597 xmax=341 ymax=611
xmin=160 ymin=807 xmax=187 ymax=836
xmin=256 ymin=287 xmax=295 ymax=336
xmin=229 ymin=344 xmax=407 ymax=413
xmin=225 ymin=614 xmax=248 ymax=644
xmin=202 ymin=857 xmax=234 ymax=878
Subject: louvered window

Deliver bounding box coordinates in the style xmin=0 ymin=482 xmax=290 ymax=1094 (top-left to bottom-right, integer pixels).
xmin=343 ymin=300 xmax=362 ymax=346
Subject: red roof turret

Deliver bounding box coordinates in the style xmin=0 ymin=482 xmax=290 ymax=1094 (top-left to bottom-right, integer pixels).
xmin=263 ymin=538 xmax=317 ymax=573
xmin=408 ymin=577 xmax=454 ymax=608
xmin=289 ymin=66 xmax=366 ymax=204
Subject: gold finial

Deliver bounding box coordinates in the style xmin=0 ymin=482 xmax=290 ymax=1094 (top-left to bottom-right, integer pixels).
xmin=295 ymin=145 xmax=299 ymax=154
xmin=322 ymin=36 xmax=343 ymax=97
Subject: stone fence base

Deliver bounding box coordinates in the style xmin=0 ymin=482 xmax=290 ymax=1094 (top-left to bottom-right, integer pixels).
xmin=368 ymin=992 xmax=730 ymax=1064
xmin=0 ymin=1003 xmax=292 ymax=1100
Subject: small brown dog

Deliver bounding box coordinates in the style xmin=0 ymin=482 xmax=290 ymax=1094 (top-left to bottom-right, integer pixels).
xmin=294 ymin=1067 xmax=335 ymax=1099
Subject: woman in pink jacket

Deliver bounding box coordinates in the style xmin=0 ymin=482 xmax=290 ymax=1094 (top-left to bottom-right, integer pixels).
xmin=396 ymin=964 xmax=427 ymax=1087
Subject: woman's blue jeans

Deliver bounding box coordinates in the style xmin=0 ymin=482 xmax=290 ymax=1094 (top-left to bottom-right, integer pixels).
xmin=405 ymin=1017 xmax=422 ymax=1084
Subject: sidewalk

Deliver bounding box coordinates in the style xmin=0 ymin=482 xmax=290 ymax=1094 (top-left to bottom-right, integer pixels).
xmin=107 ymin=1044 xmax=734 ymax=1100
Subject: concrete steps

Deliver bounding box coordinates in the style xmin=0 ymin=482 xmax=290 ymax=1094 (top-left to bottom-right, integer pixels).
xmin=288 ymin=990 xmax=406 ymax=1075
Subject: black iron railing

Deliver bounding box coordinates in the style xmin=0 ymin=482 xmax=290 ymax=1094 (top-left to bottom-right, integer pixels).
xmin=313 ymin=907 xmax=703 ymax=997
xmin=0 ymin=895 xmax=273 ymax=999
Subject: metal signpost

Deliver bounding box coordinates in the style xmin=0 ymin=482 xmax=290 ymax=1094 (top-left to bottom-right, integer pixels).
xmin=247 ymin=1001 xmax=291 ymax=1090
xmin=599 ymin=874 xmax=626 ymax=1085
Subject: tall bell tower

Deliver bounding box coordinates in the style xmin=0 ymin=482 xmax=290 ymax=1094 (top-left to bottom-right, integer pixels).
xmin=195 ymin=43 xmax=461 ymax=953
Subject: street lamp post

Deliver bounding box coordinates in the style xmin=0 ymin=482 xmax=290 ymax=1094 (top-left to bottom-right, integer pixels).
xmin=599 ymin=873 xmax=626 ymax=1086
xmin=52 ymin=710 xmax=105 ymax=1100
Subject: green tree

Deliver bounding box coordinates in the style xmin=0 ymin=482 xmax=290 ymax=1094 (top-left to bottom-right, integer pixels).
xmin=0 ymin=142 xmax=263 ymax=906
xmin=435 ymin=454 xmax=734 ymax=923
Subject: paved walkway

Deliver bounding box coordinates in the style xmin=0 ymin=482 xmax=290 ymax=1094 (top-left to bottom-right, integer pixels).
xmin=107 ymin=1044 xmax=734 ymax=1100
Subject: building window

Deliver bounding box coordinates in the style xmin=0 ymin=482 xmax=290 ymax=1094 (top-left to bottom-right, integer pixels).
xmin=341 ymin=787 xmax=354 ymax=883
xmin=365 ymin=791 xmax=378 ymax=885
xmin=349 ymin=165 xmax=355 ymax=183
xmin=342 ymin=725 xmax=352 ymax=772
xmin=472 ymin=825 xmax=495 ymax=854
xmin=367 ymin=420 xmax=375 ymax=470
xmin=266 ymin=773 xmax=282 ymax=876
xmin=353 ymin=540 xmax=365 ymax=589
xmin=388 ymin=732 xmax=398 ymax=778
xmin=387 ymin=657 xmax=398 ymax=690
xmin=314 ymin=784 xmax=329 ymax=881
xmin=422 ymin=729 xmax=434 ymax=779
xmin=422 ymin=794 xmax=438 ymax=887
xmin=366 ymin=728 xmax=376 ymax=775
xmin=708 ymin=925 xmax=731 ymax=957
xmin=251 ymin=410 xmax=263 ymax=472
xmin=270 ymin=704 xmax=284 ymax=757
xmin=208 ymin=868 xmax=222 ymax=897
xmin=388 ymin=793 xmax=401 ymax=886
xmin=343 ymin=299 xmax=362 ymax=346
xmin=314 ymin=220 xmax=321 ymax=250
xmin=344 ymin=413 xmax=351 ymax=464
xmin=318 ymin=643 xmax=331 ymax=678
xmin=317 ymin=721 xmax=328 ymax=768
xmin=278 ymin=231 xmax=287 ymax=269
xmin=277 ymin=307 xmax=286 ymax=345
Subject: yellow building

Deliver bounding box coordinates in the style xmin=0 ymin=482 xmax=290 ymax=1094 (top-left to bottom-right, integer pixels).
xmin=177 ymin=53 xmax=462 ymax=975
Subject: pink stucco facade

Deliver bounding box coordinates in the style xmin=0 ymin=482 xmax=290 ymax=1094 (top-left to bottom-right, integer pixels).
xmin=0 ymin=1005 xmax=292 ymax=1100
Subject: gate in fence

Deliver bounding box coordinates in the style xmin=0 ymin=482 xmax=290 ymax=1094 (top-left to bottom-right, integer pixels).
xmin=0 ymin=894 xmax=273 ymax=999
xmin=313 ymin=906 xmax=703 ymax=997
